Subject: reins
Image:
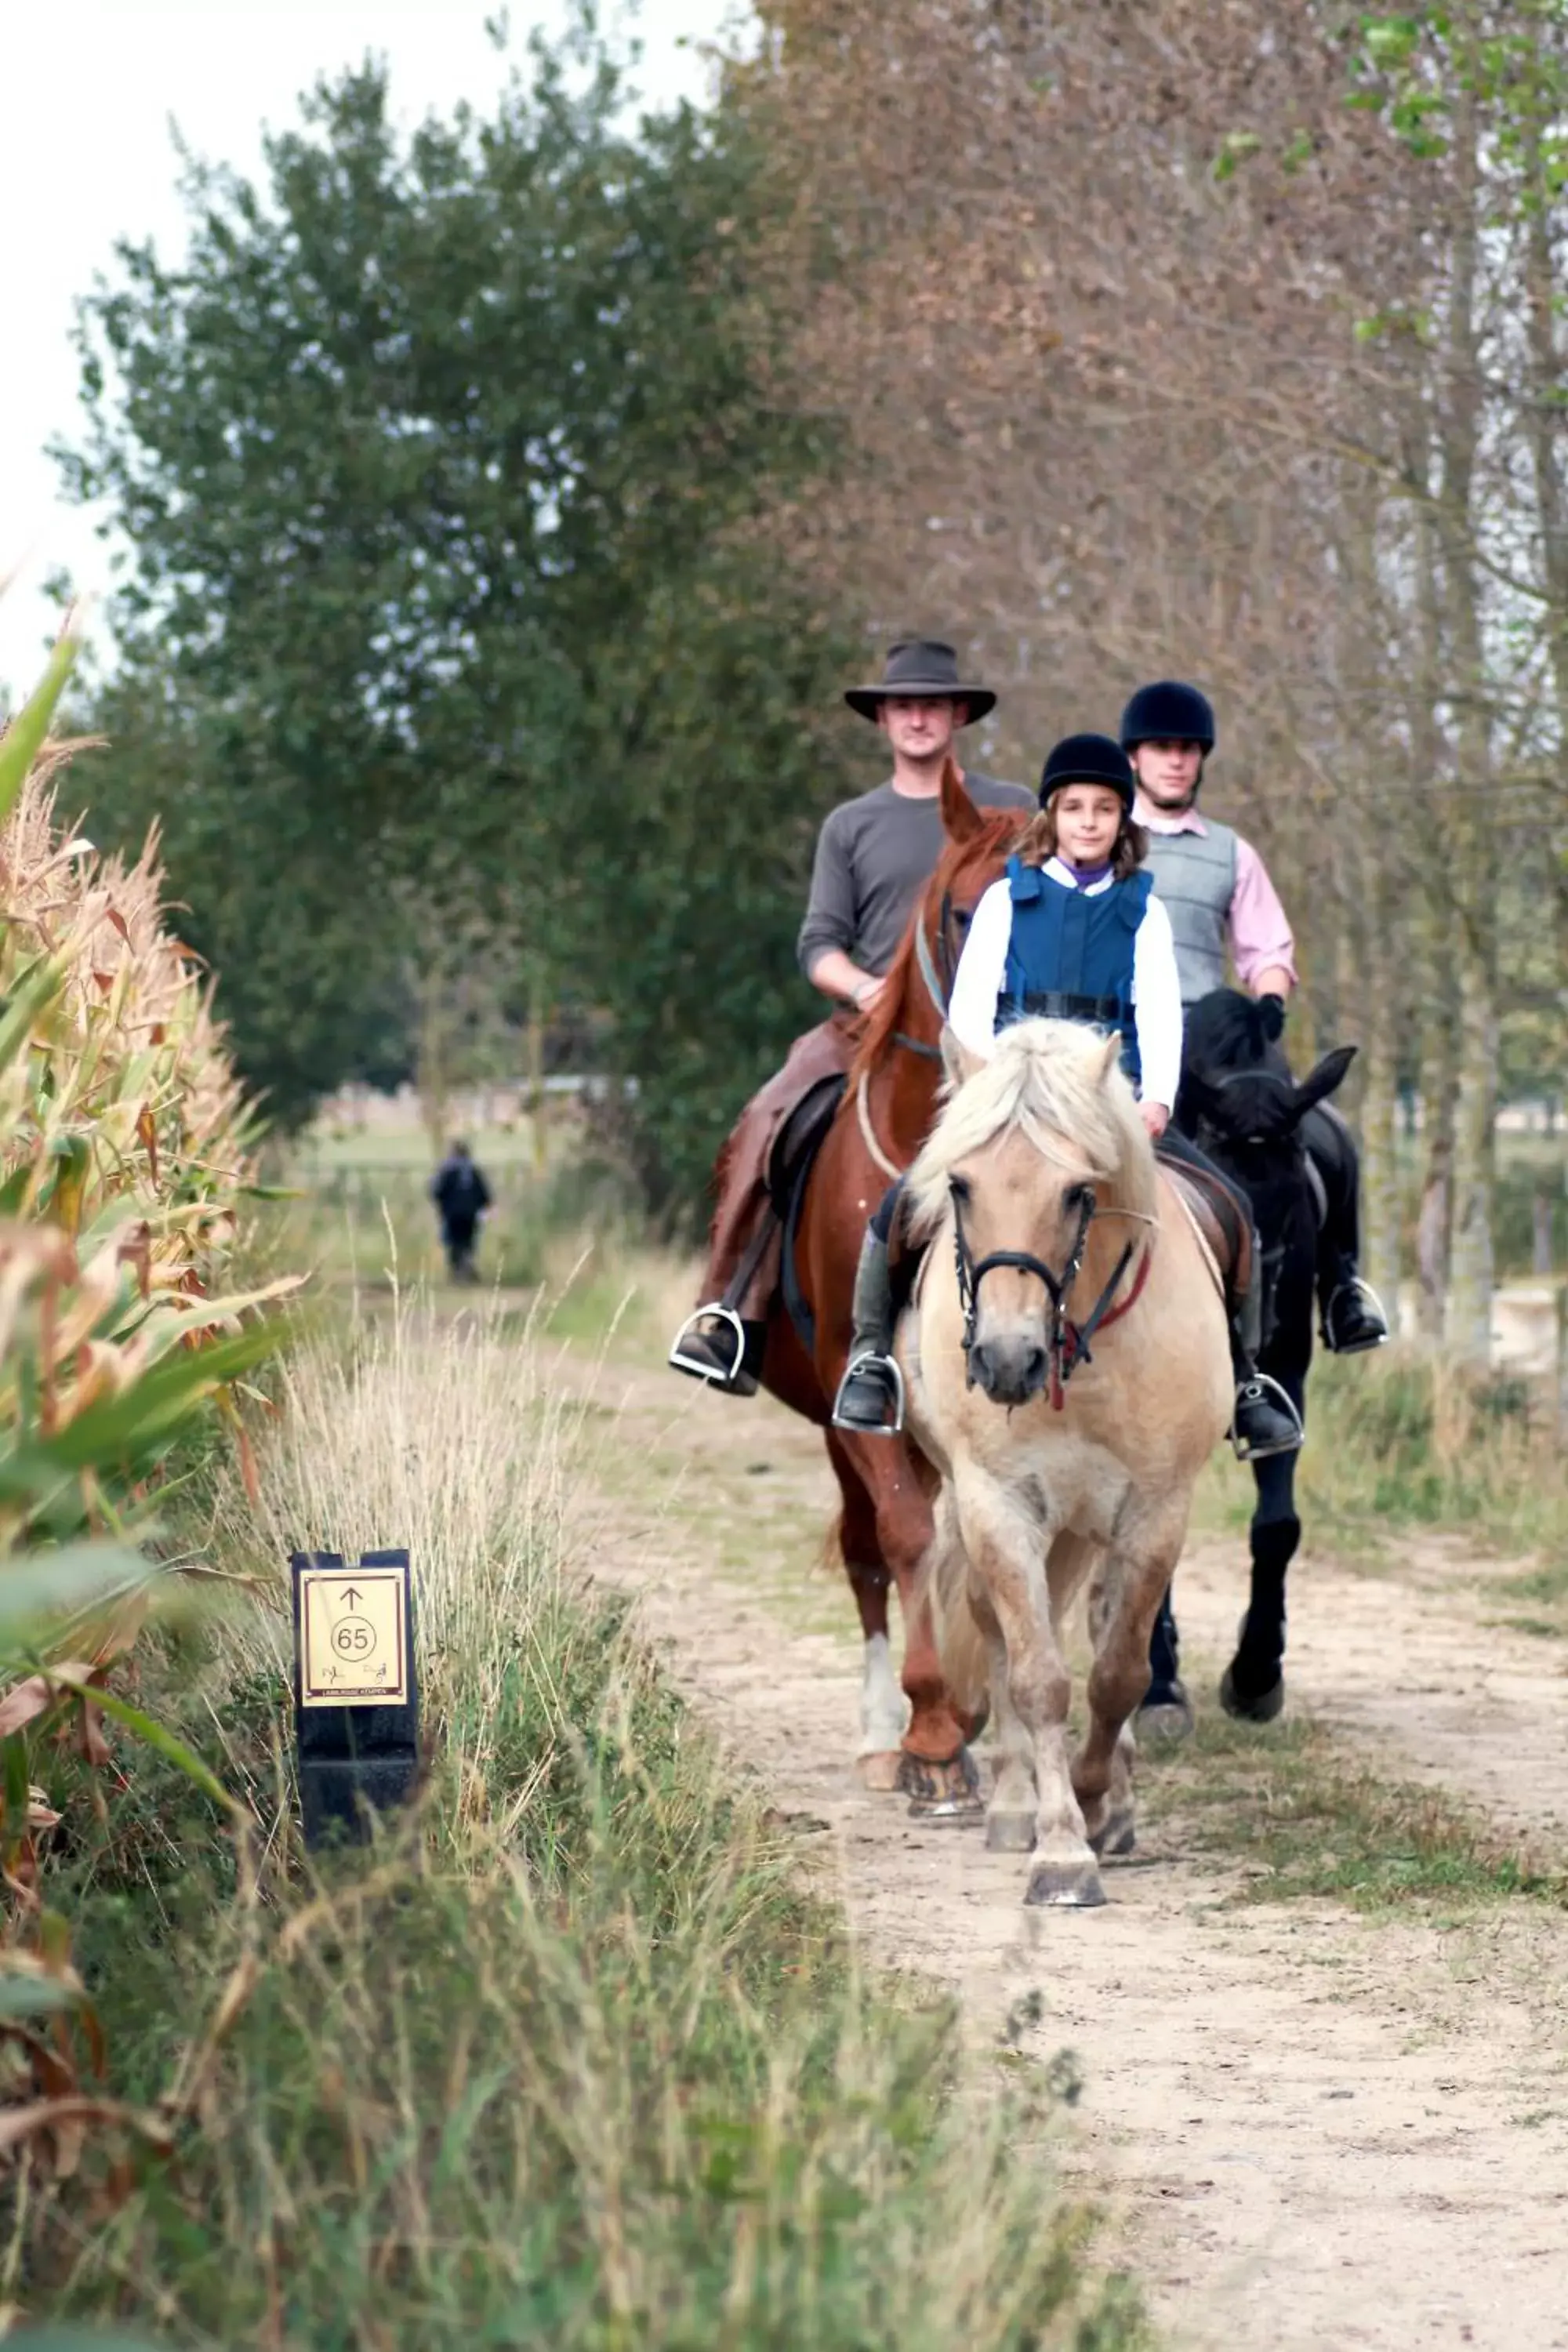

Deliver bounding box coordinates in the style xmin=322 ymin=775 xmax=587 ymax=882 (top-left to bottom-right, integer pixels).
xmin=857 ymin=891 xmax=959 ymax=1171
xmin=950 ymin=1181 xmax=1154 ymax=1412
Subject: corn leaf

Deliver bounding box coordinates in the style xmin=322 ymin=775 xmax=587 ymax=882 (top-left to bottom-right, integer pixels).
xmin=0 ymin=1543 xmax=153 ymax=1646
xmin=37 ymin=1670 xmax=235 ymax=1814
xmin=0 ymin=622 xmax=79 ymax=826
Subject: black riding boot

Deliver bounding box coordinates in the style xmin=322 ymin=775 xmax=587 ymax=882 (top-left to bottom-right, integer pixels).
xmin=1229 ymin=1243 xmax=1303 ymax=1461
xmin=830 ymin=1229 xmax=904 ymax=1436
xmin=1302 ymin=1109 xmax=1391 ymax=1352
xmin=1319 ymin=1265 xmax=1392 ymax=1354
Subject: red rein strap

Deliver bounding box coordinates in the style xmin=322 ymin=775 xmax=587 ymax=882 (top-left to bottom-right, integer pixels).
xmin=1051 ymin=1243 xmax=1155 ymax=1411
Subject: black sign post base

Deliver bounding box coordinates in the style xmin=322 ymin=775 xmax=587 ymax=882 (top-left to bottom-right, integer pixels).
xmin=292 ymin=1548 xmax=419 ymax=1850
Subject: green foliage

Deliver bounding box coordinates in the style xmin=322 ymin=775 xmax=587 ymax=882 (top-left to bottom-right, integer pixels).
xmin=65 ymin=41 xmax=858 ymax=1213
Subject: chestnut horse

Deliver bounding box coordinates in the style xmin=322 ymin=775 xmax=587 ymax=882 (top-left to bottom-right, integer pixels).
xmin=756 ymin=764 xmax=1028 ymax=1804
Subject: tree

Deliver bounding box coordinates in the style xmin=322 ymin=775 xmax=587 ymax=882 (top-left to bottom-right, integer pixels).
xmin=63 ymin=38 xmax=857 ymax=1215
xmin=729 ymin=0 xmax=1565 ymax=1338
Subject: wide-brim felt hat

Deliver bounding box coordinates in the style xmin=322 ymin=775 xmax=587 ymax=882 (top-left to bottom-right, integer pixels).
xmin=1039 ymin=731 xmax=1136 ymax=813
xmin=845 ymin=638 xmax=996 ymax=724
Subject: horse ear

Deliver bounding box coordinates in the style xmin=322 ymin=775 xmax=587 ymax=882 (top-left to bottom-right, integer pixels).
xmin=940 ymin=757 xmax=985 ymax=844
xmin=1292 ymin=1045 xmax=1357 ymax=1119
xmin=1094 ymin=1031 xmax=1123 ymax=1088
xmin=940 ymin=1024 xmax=982 ymax=1091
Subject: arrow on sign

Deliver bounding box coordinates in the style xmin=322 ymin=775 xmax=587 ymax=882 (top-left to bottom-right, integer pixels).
xmin=343 ymin=1586 xmax=362 ymax=1607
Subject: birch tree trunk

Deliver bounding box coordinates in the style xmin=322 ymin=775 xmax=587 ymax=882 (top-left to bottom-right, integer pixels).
xmin=1433 ymin=95 xmax=1497 ymax=1366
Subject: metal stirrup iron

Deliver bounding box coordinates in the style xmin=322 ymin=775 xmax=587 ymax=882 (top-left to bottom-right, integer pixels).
xmin=668 ymin=1302 xmax=747 ymax=1384
xmin=831 ymin=1352 xmax=906 ymax=1438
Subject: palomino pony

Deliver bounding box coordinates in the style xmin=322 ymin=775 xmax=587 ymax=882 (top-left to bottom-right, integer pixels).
xmin=757 ymin=764 xmax=1028 ymax=1805
xmin=1146 ymin=989 xmax=1356 ymax=1726
xmin=905 ymin=1020 xmax=1232 ymax=1906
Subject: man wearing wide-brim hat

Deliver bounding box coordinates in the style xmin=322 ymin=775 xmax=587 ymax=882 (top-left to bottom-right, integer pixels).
xmin=670 ymin=640 xmax=1033 ymax=1395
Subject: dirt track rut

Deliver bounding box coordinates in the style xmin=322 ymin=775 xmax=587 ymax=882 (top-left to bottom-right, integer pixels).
xmin=561 ymin=1341 xmax=1568 ymax=2351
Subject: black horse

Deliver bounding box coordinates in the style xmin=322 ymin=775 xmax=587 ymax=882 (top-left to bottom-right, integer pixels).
xmin=1144 ymin=989 xmax=1359 ymax=1726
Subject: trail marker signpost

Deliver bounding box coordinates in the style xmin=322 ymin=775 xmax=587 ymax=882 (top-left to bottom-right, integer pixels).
xmin=291 ymin=1548 xmax=419 ymax=1847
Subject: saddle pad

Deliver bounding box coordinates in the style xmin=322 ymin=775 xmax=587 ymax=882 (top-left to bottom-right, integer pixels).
xmin=767 ymin=1073 xmax=848 ymax=1222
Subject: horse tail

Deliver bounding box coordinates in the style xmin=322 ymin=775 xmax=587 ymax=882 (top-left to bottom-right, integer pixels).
xmin=915 ymin=1490 xmax=989 ymax=1715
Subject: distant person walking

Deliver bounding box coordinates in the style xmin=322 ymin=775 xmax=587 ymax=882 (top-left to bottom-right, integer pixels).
xmin=430 ymin=1141 xmax=491 ymax=1283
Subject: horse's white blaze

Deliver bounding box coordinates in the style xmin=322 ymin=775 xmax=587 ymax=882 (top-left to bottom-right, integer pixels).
xmin=857 ymin=1630 xmax=909 ymax=1755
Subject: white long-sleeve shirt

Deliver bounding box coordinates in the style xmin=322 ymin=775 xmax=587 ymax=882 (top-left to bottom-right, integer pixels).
xmin=946 ymin=859 xmax=1185 ymax=1111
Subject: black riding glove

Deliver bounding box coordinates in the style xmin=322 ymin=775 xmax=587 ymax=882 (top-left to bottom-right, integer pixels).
xmin=1258 ymin=993 xmax=1287 ymax=1044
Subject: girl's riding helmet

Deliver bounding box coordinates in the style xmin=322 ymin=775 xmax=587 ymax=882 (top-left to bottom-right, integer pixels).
xmin=1038 ymin=731 xmax=1136 ymax=814
xmin=1119 ymin=681 xmax=1216 ymax=754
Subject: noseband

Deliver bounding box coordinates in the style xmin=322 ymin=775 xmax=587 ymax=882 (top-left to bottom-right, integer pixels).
xmin=949 ymin=1181 xmax=1148 ymax=1411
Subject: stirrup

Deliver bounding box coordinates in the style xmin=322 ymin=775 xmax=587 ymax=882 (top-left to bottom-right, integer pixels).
xmin=668 ymin=1302 xmax=746 ymax=1384
xmin=831 ymin=1351 xmax=906 ymax=1438
xmin=1229 ymin=1372 xmax=1304 ymax=1463
xmin=1320 ymin=1276 xmax=1391 ymax=1354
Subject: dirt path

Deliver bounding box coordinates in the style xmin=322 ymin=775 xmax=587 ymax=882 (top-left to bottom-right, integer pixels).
xmin=560 ymin=1342 xmax=1568 ymax=2351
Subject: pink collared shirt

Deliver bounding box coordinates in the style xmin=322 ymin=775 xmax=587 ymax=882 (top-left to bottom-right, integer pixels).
xmin=1133 ymin=795 xmax=1298 ymax=991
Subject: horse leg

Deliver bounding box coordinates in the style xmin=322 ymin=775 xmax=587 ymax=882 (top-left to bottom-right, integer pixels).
xmin=842 ymin=1443 xmax=981 ymax=1814
xmin=1074 ymin=1514 xmax=1185 ymax=1871
xmin=1081 ymin=1545 xmax=1137 ymax=1858
xmin=1137 ymin=1583 xmax=1194 ymax=1744
xmin=954 ymin=1482 xmax=1100 ymax=1904
xmin=826 ymin=1435 xmax=911 ymax=1789
xmin=983 ymin=1607 xmax=1040 ymax=1853
xmin=1221 ymin=1357 xmax=1306 ymax=1722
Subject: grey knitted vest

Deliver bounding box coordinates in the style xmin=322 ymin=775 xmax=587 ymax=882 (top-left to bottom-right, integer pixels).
xmin=1142 ymin=821 xmax=1239 ymax=1004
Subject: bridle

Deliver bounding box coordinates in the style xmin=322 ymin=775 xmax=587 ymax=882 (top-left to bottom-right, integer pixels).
xmin=949 ymin=1178 xmax=1152 ymax=1413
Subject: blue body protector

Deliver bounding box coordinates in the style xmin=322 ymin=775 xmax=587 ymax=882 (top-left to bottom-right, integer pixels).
xmin=996 ymin=856 xmax=1150 ymax=1087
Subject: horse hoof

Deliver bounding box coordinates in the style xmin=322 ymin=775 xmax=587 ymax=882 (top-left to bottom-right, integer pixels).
xmin=899 ymin=1746 xmax=984 ymax=1820
xmin=1025 ymin=1858 xmax=1106 ymax=1908
xmin=1220 ymin=1664 xmax=1285 ymax=1724
xmin=1089 ymin=1809 xmax=1136 ymax=1860
xmin=856 ymin=1750 xmax=906 ymax=1793
xmin=985 ymin=1810 xmax=1036 ymax=1853
xmin=1136 ymin=1686 xmax=1195 ymax=1745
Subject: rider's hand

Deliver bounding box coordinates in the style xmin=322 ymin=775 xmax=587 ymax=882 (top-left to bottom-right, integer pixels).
xmin=852 ymin=974 xmax=887 ymax=1015
xmin=1258 ymin=993 xmax=1287 ymax=1043
xmin=1138 ymin=1101 xmax=1171 ymax=1142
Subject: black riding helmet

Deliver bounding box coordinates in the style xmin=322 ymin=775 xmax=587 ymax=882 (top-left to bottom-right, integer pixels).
xmin=1119 ymin=681 xmax=1216 ymax=755
xmin=1038 ymin=731 xmax=1136 ymax=815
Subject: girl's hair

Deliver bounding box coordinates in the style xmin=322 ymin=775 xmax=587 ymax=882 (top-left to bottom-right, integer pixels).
xmin=1018 ymin=797 xmax=1149 ymax=880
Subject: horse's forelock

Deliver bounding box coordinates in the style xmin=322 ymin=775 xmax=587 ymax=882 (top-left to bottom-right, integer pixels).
xmin=1185 ymin=986 xmax=1271 ymax=1073
xmin=908 ymin=1020 xmax=1155 ymax=1237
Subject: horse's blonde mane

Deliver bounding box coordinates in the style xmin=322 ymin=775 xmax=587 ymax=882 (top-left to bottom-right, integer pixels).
xmin=906 ymin=1019 xmax=1159 ymax=1236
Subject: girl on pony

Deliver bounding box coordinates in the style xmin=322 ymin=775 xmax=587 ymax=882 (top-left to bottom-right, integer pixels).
xmin=830 ymin=731 xmax=1303 ymax=1461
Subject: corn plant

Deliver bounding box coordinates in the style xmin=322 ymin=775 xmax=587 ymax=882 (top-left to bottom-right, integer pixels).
xmin=0 ymin=606 xmax=296 ymax=2180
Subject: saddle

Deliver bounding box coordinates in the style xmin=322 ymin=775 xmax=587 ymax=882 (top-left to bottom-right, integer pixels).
xmin=1156 ymin=1149 xmax=1250 ymax=1301
xmin=766 ymin=1073 xmax=848 ymax=1221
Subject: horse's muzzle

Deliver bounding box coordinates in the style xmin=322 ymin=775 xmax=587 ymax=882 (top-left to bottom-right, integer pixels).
xmin=967 ymin=1334 xmax=1050 ymax=1408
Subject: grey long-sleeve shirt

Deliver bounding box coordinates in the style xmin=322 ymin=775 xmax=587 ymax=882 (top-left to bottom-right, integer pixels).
xmin=796 ymin=772 xmax=1035 ymax=983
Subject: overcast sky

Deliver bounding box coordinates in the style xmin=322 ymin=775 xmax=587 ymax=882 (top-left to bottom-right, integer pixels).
xmin=0 ymin=0 xmax=745 ymax=700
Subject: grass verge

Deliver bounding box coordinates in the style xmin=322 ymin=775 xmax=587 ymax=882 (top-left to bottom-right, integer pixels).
xmin=7 ymin=1298 xmax=1145 ymax=2350
xmin=1141 ymin=1684 xmax=1567 ymax=1919
xmin=1189 ymin=1343 xmax=1567 ymax=1567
